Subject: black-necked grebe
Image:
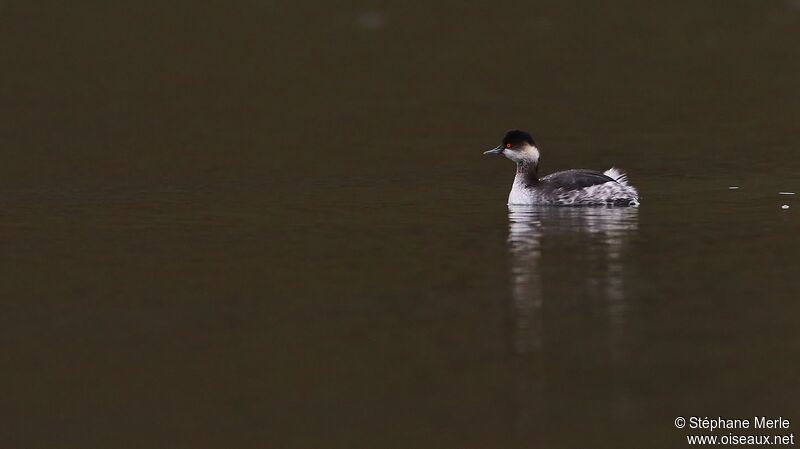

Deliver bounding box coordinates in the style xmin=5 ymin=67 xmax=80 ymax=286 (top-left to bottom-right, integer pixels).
xmin=484 ymin=130 xmax=640 ymax=206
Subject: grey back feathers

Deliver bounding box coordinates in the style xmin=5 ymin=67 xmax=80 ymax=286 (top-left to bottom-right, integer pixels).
xmin=540 ymin=169 xmax=617 ymax=190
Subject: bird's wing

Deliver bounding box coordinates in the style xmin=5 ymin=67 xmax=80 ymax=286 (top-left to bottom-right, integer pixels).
xmin=540 ymin=169 xmax=617 ymax=191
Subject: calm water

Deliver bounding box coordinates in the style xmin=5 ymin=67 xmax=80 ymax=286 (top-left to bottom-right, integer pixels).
xmin=2 ymin=1 xmax=800 ymax=448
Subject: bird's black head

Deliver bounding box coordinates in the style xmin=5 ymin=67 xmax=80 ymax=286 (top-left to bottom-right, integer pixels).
xmin=501 ymin=129 xmax=536 ymax=149
xmin=483 ymin=129 xmax=540 ymax=164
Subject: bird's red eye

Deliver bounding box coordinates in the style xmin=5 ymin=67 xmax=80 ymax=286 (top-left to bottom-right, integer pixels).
xmin=505 ymin=143 xmax=512 ymax=148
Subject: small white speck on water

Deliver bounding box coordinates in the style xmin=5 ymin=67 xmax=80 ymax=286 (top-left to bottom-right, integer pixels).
xmin=728 ymin=186 xmax=740 ymax=190
xmin=781 ymin=205 xmax=790 ymax=209
xmin=778 ymin=192 xmax=796 ymax=195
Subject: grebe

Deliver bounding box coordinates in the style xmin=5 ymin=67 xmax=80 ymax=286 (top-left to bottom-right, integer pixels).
xmin=484 ymin=130 xmax=639 ymax=206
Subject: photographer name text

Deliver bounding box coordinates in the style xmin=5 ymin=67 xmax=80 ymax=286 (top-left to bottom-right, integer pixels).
xmin=683 ymin=416 xmax=790 ymax=432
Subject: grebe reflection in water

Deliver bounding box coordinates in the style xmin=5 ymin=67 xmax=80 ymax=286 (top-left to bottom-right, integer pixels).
xmin=506 ymin=205 xmax=639 ymax=352
xmin=505 ymin=205 xmax=639 ymax=433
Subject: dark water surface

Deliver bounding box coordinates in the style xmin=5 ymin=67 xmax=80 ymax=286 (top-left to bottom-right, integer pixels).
xmin=2 ymin=1 xmax=800 ymax=448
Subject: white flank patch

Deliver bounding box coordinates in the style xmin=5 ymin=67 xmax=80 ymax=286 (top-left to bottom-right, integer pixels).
xmin=782 ymin=205 xmax=790 ymax=210
xmin=778 ymin=192 xmax=796 ymax=195
xmin=603 ymin=167 xmax=629 ymax=186
xmin=728 ymin=186 xmax=740 ymax=190
xmin=555 ymin=182 xmax=639 ymax=206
